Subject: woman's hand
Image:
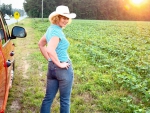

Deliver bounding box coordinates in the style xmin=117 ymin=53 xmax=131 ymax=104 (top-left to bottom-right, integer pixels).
xmin=59 ymin=62 xmax=70 ymax=69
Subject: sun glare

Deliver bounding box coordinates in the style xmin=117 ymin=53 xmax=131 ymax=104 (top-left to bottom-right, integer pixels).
xmin=131 ymin=0 xmax=143 ymax=5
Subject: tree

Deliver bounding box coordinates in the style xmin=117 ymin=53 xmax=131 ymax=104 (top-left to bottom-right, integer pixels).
xmin=24 ymin=0 xmax=41 ymax=17
xmin=23 ymin=0 xmax=150 ymax=21
xmin=0 ymin=4 xmax=12 ymax=16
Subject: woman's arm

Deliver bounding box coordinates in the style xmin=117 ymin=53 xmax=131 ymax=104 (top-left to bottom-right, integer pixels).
xmin=47 ymin=36 xmax=70 ymax=69
xmin=38 ymin=35 xmax=49 ymax=60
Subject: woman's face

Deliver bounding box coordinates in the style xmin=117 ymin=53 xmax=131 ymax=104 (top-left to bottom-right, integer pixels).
xmin=58 ymin=15 xmax=69 ymax=28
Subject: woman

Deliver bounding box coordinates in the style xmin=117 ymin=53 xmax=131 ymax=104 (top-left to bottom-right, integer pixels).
xmin=38 ymin=5 xmax=76 ymax=113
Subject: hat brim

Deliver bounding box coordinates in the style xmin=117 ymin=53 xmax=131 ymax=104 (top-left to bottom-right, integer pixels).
xmin=60 ymin=13 xmax=76 ymax=19
xmin=49 ymin=11 xmax=76 ymax=20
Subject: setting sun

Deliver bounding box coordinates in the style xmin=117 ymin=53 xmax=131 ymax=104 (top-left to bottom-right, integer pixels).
xmin=131 ymin=0 xmax=143 ymax=5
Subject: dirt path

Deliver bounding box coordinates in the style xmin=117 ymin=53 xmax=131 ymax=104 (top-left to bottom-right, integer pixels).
xmin=6 ymin=24 xmax=36 ymax=112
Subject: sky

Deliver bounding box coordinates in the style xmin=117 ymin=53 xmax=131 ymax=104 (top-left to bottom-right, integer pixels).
xmin=0 ymin=0 xmax=24 ymax=9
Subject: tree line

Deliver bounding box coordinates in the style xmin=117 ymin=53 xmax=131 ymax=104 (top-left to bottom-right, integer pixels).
xmin=24 ymin=0 xmax=150 ymax=20
xmin=0 ymin=3 xmax=25 ymax=17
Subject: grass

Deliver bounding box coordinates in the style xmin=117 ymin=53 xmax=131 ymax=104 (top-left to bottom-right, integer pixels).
xmin=5 ymin=18 xmax=150 ymax=113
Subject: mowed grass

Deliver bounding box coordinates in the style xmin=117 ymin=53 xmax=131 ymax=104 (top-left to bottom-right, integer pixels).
xmin=6 ymin=18 xmax=150 ymax=113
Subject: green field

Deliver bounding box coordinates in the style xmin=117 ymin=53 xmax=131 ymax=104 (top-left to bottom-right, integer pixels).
xmin=6 ymin=18 xmax=150 ymax=113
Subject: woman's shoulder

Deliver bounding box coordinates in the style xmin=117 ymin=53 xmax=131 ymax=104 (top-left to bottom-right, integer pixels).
xmin=46 ymin=26 xmax=56 ymax=34
xmin=46 ymin=26 xmax=62 ymax=37
xmin=47 ymin=24 xmax=61 ymax=32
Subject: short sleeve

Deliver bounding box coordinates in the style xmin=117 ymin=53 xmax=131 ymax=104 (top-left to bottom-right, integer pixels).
xmin=45 ymin=27 xmax=62 ymax=43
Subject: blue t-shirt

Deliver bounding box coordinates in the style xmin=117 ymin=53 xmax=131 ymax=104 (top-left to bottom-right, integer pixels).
xmin=45 ymin=24 xmax=70 ymax=62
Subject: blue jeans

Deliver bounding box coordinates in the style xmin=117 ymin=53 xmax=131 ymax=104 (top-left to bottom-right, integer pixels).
xmin=40 ymin=60 xmax=74 ymax=113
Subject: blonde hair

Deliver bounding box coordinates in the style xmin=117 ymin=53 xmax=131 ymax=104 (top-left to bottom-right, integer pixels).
xmin=49 ymin=14 xmax=72 ymax=25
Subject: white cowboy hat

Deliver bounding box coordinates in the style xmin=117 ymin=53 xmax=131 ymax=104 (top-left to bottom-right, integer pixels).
xmin=49 ymin=5 xmax=76 ymax=22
